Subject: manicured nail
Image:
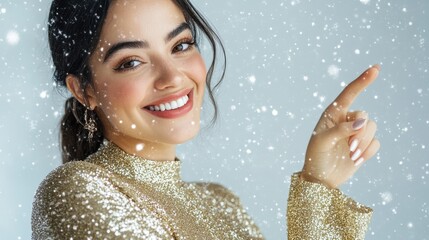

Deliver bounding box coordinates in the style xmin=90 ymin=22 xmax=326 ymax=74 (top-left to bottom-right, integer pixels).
xmin=349 ymin=139 xmax=359 ymax=152
xmin=371 ymin=64 xmax=381 ymax=71
xmin=351 ymin=149 xmax=362 ymax=161
xmin=353 ymin=118 xmax=366 ymax=130
xmin=354 ymin=157 xmax=365 ymax=166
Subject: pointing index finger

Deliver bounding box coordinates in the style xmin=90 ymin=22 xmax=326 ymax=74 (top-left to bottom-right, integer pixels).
xmin=332 ymin=64 xmax=380 ymax=113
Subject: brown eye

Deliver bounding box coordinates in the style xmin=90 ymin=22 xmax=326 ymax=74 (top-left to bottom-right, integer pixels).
xmin=115 ymin=59 xmax=142 ymax=71
xmin=173 ymin=41 xmax=195 ymax=53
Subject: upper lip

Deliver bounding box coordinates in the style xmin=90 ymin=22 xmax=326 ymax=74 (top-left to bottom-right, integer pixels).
xmin=144 ymin=88 xmax=192 ymax=107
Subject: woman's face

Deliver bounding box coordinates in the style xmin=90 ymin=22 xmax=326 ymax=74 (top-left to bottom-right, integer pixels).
xmin=87 ymin=0 xmax=206 ymax=159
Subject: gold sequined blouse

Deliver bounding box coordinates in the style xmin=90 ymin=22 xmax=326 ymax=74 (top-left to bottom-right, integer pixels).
xmin=32 ymin=141 xmax=373 ymax=239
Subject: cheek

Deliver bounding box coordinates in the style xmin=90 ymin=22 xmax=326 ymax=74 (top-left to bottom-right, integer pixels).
xmin=185 ymin=54 xmax=207 ymax=88
xmin=94 ymin=78 xmax=146 ymax=111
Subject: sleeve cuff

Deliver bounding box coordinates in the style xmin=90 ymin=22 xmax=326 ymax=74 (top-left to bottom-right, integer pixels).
xmin=287 ymin=172 xmax=373 ymax=240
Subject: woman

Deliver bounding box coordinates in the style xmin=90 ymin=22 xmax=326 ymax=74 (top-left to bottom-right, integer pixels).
xmin=32 ymin=0 xmax=380 ymax=239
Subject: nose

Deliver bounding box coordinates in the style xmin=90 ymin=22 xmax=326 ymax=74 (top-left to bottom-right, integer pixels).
xmin=153 ymin=58 xmax=184 ymax=90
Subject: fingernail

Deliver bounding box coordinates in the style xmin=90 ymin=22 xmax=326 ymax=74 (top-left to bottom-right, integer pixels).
xmin=371 ymin=64 xmax=381 ymax=71
xmin=351 ymin=149 xmax=362 ymax=161
xmin=349 ymin=139 xmax=359 ymax=152
xmin=353 ymin=118 xmax=366 ymax=130
xmin=354 ymin=157 xmax=365 ymax=166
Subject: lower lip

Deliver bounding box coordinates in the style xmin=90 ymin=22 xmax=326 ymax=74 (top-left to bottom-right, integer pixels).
xmin=143 ymin=91 xmax=194 ymax=119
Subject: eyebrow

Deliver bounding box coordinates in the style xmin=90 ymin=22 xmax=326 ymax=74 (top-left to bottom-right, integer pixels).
xmin=165 ymin=22 xmax=191 ymax=42
xmin=103 ymin=22 xmax=192 ymax=63
xmin=103 ymin=41 xmax=147 ymax=63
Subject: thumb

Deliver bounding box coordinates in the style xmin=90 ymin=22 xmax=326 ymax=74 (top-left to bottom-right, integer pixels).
xmin=315 ymin=118 xmax=367 ymax=150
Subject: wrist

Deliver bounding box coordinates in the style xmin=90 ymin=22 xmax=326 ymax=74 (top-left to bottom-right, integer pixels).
xmin=299 ymin=172 xmax=335 ymax=189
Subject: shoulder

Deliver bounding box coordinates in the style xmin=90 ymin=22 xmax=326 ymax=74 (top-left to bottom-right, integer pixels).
xmin=32 ymin=162 xmax=173 ymax=239
xmin=33 ymin=161 xmax=113 ymax=213
xmin=32 ymin=161 xmax=115 ymax=219
xmin=46 ymin=160 xmax=108 ymax=178
xmin=33 ymin=160 xmax=119 ymax=201
xmin=35 ymin=161 xmax=111 ymax=196
xmin=32 ymin=161 xmax=107 ymax=237
xmin=32 ymin=161 xmax=166 ymax=238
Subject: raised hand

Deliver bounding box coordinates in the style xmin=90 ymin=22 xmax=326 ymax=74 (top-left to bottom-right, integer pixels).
xmin=301 ymin=65 xmax=381 ymax=189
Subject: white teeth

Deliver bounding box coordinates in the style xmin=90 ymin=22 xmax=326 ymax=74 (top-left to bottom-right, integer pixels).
xmin=148 ymin=95 xmax=189 ymax=112
xmin=165 ymin=103 xmax=172 ymax=110
xmin=160 ymin=104 xmax=166 ymax=111
xmin=177 ymin=98 xmax=184 ymax=106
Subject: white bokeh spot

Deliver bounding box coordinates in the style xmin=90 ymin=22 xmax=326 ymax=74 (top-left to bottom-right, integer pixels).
xmin=6 ymin=30 xmax=20 ymax=45
xmin=327 ymin=65 xmax=340 ymax=78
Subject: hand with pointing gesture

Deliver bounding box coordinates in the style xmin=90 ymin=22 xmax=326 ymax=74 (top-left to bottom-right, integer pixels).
xmin=301 ymin=65 xmax=381 ymax=189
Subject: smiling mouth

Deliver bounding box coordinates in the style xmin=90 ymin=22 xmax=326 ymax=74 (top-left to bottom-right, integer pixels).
xmin=145 ymin=94 xmax=190 ymax=112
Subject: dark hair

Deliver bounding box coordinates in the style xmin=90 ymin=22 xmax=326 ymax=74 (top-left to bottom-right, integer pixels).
xmin=48 ymin=0 xmax=226 ymax=163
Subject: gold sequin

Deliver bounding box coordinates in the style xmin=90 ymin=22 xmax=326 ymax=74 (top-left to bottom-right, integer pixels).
xmin=32 ymin=141 xmax=263 ymax=239
xmin=287 ymin=173 xmax=372 ymax=240
xmin=32 ymin=140 xmax=372 ymax=239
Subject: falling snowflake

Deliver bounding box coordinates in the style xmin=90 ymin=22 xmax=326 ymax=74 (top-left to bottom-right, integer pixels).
xmin=6 ymin=30 xmax=20 ymax=45
xmin=272 ymin=109 xmax=278 ymax=116
xmin=39 ymin=90 xmax=48 ymax=99
xmin=327 ymin=65 xmax=340 ymax=78
xmin=380 ymin=192 xmax=393 ymax=205
xmin=248 ymin=75 xmax=256 ymax=84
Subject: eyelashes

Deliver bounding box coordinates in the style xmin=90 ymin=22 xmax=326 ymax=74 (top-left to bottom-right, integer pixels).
xmin=113 ymin=37 xmax=196 ymax=73
xmin=172 ymin=38 xmax=196 ymax=53
xmin=114 ymin=57 xmax=142 ymax=72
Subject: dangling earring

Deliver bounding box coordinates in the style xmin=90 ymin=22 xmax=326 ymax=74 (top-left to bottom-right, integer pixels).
xmin=84 ymin=108 xmax=97 ymax=142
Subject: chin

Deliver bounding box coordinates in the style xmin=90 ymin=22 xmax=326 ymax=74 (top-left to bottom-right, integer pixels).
xmin=164 ymin=122 xmax=201 ymax=145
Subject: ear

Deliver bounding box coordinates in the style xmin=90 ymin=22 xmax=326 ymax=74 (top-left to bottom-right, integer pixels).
xmin=66 ymin=75 xmax=97 ymax=110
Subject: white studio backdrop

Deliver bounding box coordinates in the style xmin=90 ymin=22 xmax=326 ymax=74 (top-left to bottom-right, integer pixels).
xmin=0 ymin=0 xmax=428 ymax=239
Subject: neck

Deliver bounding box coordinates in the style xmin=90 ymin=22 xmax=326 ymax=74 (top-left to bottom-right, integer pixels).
xmin=105 ymin=135 xmax=176 ymax=162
